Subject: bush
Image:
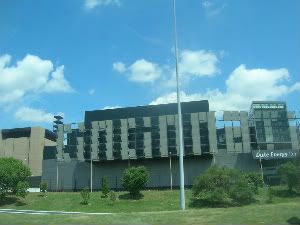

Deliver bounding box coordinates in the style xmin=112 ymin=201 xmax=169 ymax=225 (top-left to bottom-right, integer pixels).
xmin=0 ymin=157 xmax=31 ymax=198
xmin=229 ymin=176 xmax=255 ymax=205
xmin=192 ymin=166 xmax=255 ymax=207
xmin=40 ymin=182 xmax=48 ymax=195
xmin=101 ymin=177 xmax=110 ymax=198
xmin=243 ymin=172 xmax=263 ymax=194
xmin=277 ymin=161 xmax=299 ymax=192
xmin=80 ymin=187 xmax=90 ymax=205
xmin=16 ymin=181 xmax=29 ymax=199
xmin=109 ymin=191 xmax=117 ymax=204
xmin=122 ymin=166 xmax=149 ymax=197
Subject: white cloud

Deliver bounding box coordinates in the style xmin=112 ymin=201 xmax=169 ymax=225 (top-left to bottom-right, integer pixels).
xmin=103 ymin=105 xmax=121 ymax=110
xmin=113 ymin=49 xmax=219 ymax=86
xmin=44 ymin=65 xmax=73 ymax=93
xmin=88 ymin=88 xmax=96 ymax=95
xmin=84 ymin=0 xmax=120 ymax=9
xmin=14 ymin=107 xmax=55 ymax=123
xmin=114 ymin=59 xmax=162 ymax=83
xmin=180 ymin=50 xmax=219 ymax=77
xmin=112 ymin=62 xmax=126 ymax=73
xmin=0 ymin=54 xmax=73 ymax=106
xmin=128 ymin=59 xmax=162 ymax=83
xmin=150 ymin=65 xmax=300 ymax=111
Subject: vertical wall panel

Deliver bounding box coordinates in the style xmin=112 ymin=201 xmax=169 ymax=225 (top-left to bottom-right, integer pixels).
xmin=144 ymin=132 xmax=152 ymax=158
xmin=290 ymin=126 xmax=299 ymax=150
xmin=105 ymin=120 xmax=113 ymax=160
xmin=12 ymin=137 xmax=29 ymax=164
xmin=159 ymin=116 xmax=168 ymax=157
xmin=191 ymin=113 xmax=201 ymax=155
xmin=225 ymin=127 xmax=234 ymax=152
xmin=208 ymin=112 xmax=217 ymax=153
xmin=29 ymin=127 xmax=45 ymax=176
xmin=120 ymin=119 xmax=129 ymax=160
xmin=76 ymin=136 xmax=85 ymax=160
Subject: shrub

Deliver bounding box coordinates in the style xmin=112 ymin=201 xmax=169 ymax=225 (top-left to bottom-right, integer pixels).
xmin=80 ymin=187 xmax=90 ymax=205
xmin=40 ymin=182 xmax=48 ymax=195
xmin=192 ymin=166 xmax=255 ymax=207
xmin=229 ymin=176 xmax=255 ymax=205
xmin=0 ymin=157 xmax=31 ymax=198
xmin=243 ymin=172 xmax=263 ymax=194
xmin=109 ymin=191 xmax=117 ymax=204
xmin=192 ymin=166 xmax=232 ymax=206
xmin=277 ymin=161 xmax=299 ymax=193
xmin=122 ymin=166 xmax=149 ymax=197
xmin=101 ymin=177 xmax=110 ymax=198
xmin=16 ymin=181 xmax=29 ymax=199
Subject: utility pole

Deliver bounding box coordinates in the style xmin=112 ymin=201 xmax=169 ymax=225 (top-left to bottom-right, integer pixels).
xmin=56 ymin=161 xmax=59 ymax=192
xmin=169 ymin=152 xmax=173 ymax=191
xmin=90 ymin=151 xmax=93 ymax=193
xmin=212 ymin=147 xmax=216 ymax=165
xmin=172 ymin=0 xmax=185 ymax=210
xmin=253 ymin=118 xmax=264 ymax=185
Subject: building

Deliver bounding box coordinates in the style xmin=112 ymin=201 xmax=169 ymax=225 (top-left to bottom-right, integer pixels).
xmin=41 ymin=100 xmax=299 ymax=191
xmin=0 ymin=127 xmax=56 ymax=186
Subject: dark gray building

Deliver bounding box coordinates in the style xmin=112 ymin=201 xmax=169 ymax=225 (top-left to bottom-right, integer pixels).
xmin=41 ymin=100 xmax=299 ymax=191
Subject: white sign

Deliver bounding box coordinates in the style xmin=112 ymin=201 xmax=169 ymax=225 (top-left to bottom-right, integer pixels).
xmin=253 ymin=103 xmax=285 ymax=109
xmin=254 ymin=150 xmax=298 ymax=159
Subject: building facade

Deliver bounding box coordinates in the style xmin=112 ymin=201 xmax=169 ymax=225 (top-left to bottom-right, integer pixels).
xmin=0 ymin=127 xmax=56 ymax=186
xmin=41 ymin=100 xmax=299 ymax=191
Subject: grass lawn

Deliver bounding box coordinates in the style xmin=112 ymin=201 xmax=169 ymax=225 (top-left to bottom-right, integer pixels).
xmin=0 ymin=186 xmax=299 ymax=224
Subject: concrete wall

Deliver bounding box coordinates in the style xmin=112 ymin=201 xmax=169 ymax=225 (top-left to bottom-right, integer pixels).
xmin=0 ymin=127 xmax=56 ymax=177
xmin=42 ymin=153 xmax=260 ymax=191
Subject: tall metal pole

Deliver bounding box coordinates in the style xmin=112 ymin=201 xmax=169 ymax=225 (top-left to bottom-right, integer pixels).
xmin=90 ymin=150 xmax=93 ymax=193
xmin=172 ymin=0 xmax=185 ymax=210
xmin=56 ymin=160 xmax=59 ymax=192
xmin=253 ymin=117 xmax=264 ymax=185
xmin=212 ymin=147 xmax=216 ymax=165
xmin=258 ymin=145 xmax=264 ymax=185
xmin=169 ymin=152 xmax=173 ymax=191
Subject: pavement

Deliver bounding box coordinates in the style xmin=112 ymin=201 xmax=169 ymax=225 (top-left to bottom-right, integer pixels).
xmin=0 ymin=209 xmax=113 ymax=215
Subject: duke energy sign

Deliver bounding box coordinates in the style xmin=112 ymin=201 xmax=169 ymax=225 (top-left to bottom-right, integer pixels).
xmin=252 ymin=150 xmax=298 ymax=160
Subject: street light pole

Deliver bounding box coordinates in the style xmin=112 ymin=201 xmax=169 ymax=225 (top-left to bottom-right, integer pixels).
xmin=169 ymin=152 xmax=173 ymax=191
xmin=212 ymin=147 xmax=216 ymax=165
xmin=258 ymin=145 xmax=264 ymax=185
xmin=172 ymin=0 xmax=185 ymax=210
xmin=253 ymin=117 xmax=265 ymax=185
xmin=56 ymin=161 xmax=59 ymax=192
xmin=90 ymin=152 xmax=93 ymax=193
xmin=128 ymin=151 xmax=131 ymax=167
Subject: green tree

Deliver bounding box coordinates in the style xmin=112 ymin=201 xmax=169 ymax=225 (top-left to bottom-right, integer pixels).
xmin=277 ymin=161 xmax=299 ymax=193
xmin=122 ymin=166 xmax=149 ymax=197
xmin=0 ymin=157 xmax=31 ymax=199
xmin=101 ymin=177 xmax=110 ymax=198
xmin=192 ymin=166 xmax=255 ymax=207
xmin=40 ymin=182 xmax=48 ymax=196
xmin=243 ymin=172 xmax=263 ymax=194
xmin=16 ymin=181 xmax=29 ymax=199
xmin=80 ymin=187 xmax=90 ymax=205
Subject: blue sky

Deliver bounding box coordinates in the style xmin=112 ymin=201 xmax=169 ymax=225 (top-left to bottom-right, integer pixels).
xmin=0 ymin=0 xmax=299 ymax=129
